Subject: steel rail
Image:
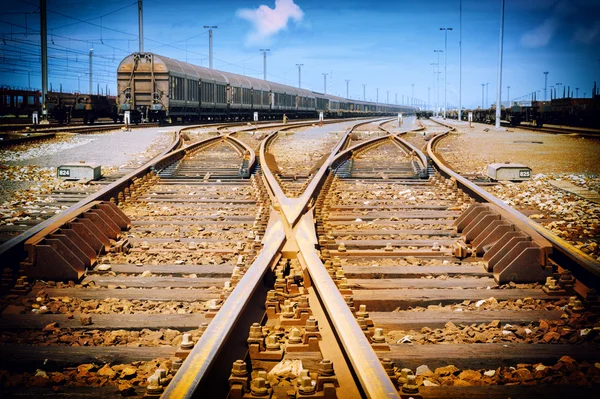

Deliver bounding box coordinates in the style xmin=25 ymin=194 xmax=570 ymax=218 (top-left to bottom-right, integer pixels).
xmin=0 ymin=122 xmax=250 ymax=274
xmin=164 ymin=117 xmax=415 ymax=399
xmin=295 ymin=212 xmax=400 ymax=399
xmin=259 ymin=118 xmax=415 ymax=398
xmin=161 ymin=211 xmax=286 ymax=399
xmin=427 ymin=119 xmax=600 ymax=287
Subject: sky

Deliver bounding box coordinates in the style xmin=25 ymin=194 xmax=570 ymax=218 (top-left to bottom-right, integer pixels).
xmin=1 ymin=0 xmax=599 ymax=109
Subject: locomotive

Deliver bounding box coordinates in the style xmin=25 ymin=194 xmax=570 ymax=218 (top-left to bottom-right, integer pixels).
xmin=116 ymin=52 xmax=416 ymax=124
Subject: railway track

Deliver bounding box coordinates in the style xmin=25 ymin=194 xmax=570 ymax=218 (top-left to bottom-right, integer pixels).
xmin=0 ymin=116 xmax=599 ymax=398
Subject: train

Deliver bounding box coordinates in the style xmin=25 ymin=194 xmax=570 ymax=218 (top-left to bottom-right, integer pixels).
xmin=116 ymin=52 xmax=416 ymax=124
xmin=454 ymin=82 xmax=600 ymax=129
xmin=0 ymin=86 xmax=118 ymax=124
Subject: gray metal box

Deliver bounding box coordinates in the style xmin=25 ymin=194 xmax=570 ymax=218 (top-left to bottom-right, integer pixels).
xmin=57 ymin=162 xmax=102 ymax=180
xmin=487 ymin=163 xmax=531 ymax=181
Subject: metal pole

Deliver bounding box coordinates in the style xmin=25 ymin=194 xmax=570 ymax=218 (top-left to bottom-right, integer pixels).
xmin=260 ymin=49 xmax=270 ymax=80
xmin=346 ymin=80 xmax=350 ymax=98
xmin=495 ymin=0 xmax=504 ymax=128
xmin=89 ymin=48 xmax=93 ymax=95
xmin=386 ymin=90 xmax=389 ymax=103
xmin=376 ymin=88 xmax=379 ymax=103
xmin=362 ymin=84 xmax=366 ymax=100
xmin=78 ymin=75 xmax=80 ymax=92
xmin=209 ymin=29 xmax=213 ymax=69
xmin=507 ymin=85 xmax=510 ymax=105
xmin=411 ymin=83 xmax=414 ymax=107
xmin=458 ymin=0 xmax=462 ymax=121
xmin=323 ymin=73 xmax=328 ymax=94
xmin=41 ymin=0 xmax=48 ymax=121
xmin=440 ymin=27 xmax=453 ymax=118
xmin=296 ymin=64 xmax=303 ymax=88
xmin=576 ymin=87 xmax=579 ymax=98
xmin=28 ymin=70 xmax=31 ymax=89
xmin=543 ymin=71 xmax=548 ymax=101
xmin=138 ymin=0 xmax=143 ymax=52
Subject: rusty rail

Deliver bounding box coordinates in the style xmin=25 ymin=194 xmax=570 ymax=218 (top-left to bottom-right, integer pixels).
xmin=0 ymin=123 xmax=251 ymax=277
xmin=427 ymin=118 xmax=600 ymax=290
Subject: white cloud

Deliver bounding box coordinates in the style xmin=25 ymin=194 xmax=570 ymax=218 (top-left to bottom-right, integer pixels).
xmin=573 ymin=21 xmax=600 ymax=44
xmin=520 ymin=17 xmax=558 ymax=48
xmin=236 ymin=0 xmax=304 ymax=44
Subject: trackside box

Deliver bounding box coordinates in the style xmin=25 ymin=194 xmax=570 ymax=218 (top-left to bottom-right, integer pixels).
xmin=57 ymin=162 xmax=102 ymax=180
xmin=487 ymin=163 xmax=531 ymax=181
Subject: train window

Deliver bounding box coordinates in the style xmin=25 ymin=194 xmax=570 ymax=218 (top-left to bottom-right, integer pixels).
xmin=263 ymin=91 xmax=269 ymax=106
xmin=15 ymin=96 xmax=23 ymax=107
xmin=216 ymin=84 xmax=226 ymax=104
xmin=27 ymin=96 xmax=36 ymax=105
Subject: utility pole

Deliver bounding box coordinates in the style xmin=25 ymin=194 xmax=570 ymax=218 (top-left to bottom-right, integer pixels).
xmin=204 ymin=26 xmax=218 ymax=69
xmin=543 ymin=71 xmax=549 ymax=101
xmin=440 ymin=27 xmax=453 ymax=118
xmin=89 ymin=48 xmax=93 ymax=95
xmin=40 ymin=0 xmax=48 ymax=122
xmin=576 ymin=87 xmax=579 ymax=98
xmin=322 ymin=73 xmax=328 ymax=94
xmin=296 ymin=64 xmax=304 ymax=89
xmin=434 ymin=50 xmax=442 ymax=115
xmin=362 ymin=84 xmax=366 ymax=100
xmin=411 ymin=83 xmax=414 ymax=107
xmin=296 ymin=64 xmax=303 ymax=88
xmin=495 ymin=0 xmax=504 ymax=128
xmin=481 ymin=83 xmax=485 ymax=108
xmin=376 ymin=88 xmax=379 ymax=103
xmin=260 ymin=49 xmax=270 ymax=80
xmin=138 ymin=0 xmax=144 ymax=52
xmin=345 ymin=79 xmax=350 ymax=98
xmin=459 ymin=0 xmax=462 ymax=121
xmin=485 ymin=82 xmax=489 ymax=107
xmin=507 ymin=85 xmax=510 ymax=105
xmin=386 ymin=90 xmax=389 ymax=104
xmin=78 ymin=74 xmax=81 ymax=92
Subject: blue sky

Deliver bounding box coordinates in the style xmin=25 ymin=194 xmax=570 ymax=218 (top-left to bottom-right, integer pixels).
xmin=1 ymin=0 xmax=599 ymax=109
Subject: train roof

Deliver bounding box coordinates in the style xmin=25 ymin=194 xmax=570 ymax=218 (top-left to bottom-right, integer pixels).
xmin=118 ymin=53 xmax=416 ymax=111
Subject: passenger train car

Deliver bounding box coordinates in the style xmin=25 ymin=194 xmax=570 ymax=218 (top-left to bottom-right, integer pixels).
xmin=116 ymin=53 xmax=415 ymax=123
xmin=0 ymin=86 xmax=117 ymax=124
